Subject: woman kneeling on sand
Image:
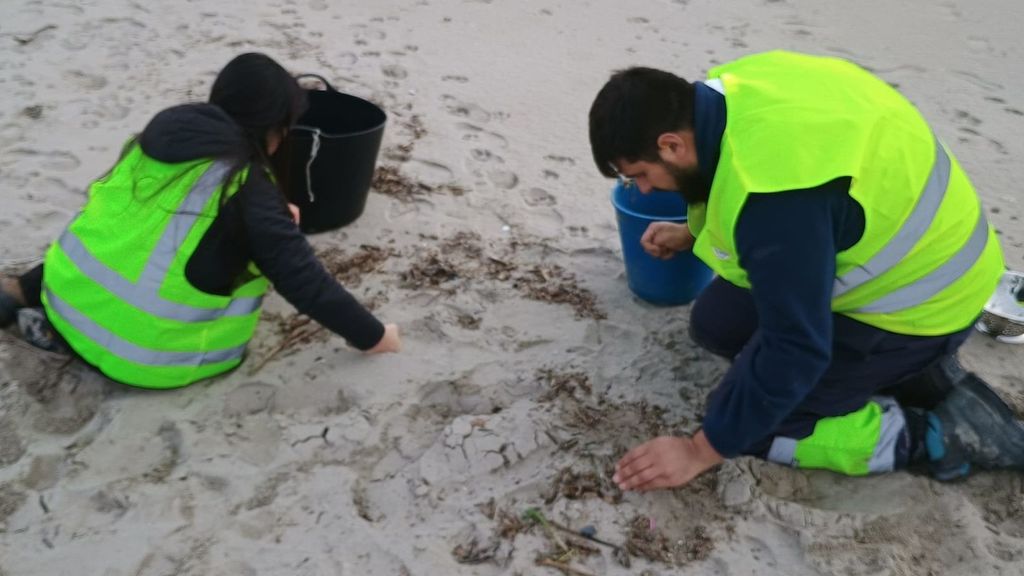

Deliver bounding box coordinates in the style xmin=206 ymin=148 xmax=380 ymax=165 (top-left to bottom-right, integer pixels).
xmin=0 ymin=52 xmax=400 ymax=389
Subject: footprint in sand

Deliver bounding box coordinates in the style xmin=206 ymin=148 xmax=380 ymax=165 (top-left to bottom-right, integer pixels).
xmin=352 ymin=24 xmax=387 ymax=42
xmin=24 ymin=208 xmax=73 ymax=229
xmin=21 ymin=454 xmax=63 ymax=491
xmin=456 ymin=122 xmax=508 ymax=149
xmin=0 ymin=420 xmax=25 ymax=468
xmin=335 ymin=51 xmax=358 ymax=66
xmin=487 ymin=169 xmax=519 ymax=189
xmin=544 ymin=154 xmax=576 ymax=166
xmin=470 ymin=148 xmax=502 ymax=163
xmin=0 ymin=123 xmax=25 ymax=148
xmin=406 ymin=158 xmax=455 ymax=186
xmin=0 ymin=483 xmax=27 ymax=524
xmin=3 ymin=149 xmax=81 ymax=172
xmin=442 ymin=94 xmax=492 ymax=123
xmin=952 ymin=70 xmax=1003 ymax=92
xmin=63 ymin=70 xmax=108 ymax=91
xmin=521 ymin=187 xmax=556 ymax=207
xmin=953 ymin=109 xmax=983 ymax=127
xmin=936 ymin=1 xmax=963 ymax=21
xmin=568 ymin=225 xmax=589 ymax=238
xmin=744 ymin=536 xmax=778 ymax=568
xmin=381 ymin=64 xmax=408 ymax=79
xmin=223 ymin=382 xmax=278 ymax=418
xmin=61 ymin=33 xmax=92 ymax=51
xmin=967 ymin=36 xmax=993 ymax=55
xmin=369 ymin=90 xmax=398 ymax=110
xmin=24 ymin=364 xmax=107 ymax=435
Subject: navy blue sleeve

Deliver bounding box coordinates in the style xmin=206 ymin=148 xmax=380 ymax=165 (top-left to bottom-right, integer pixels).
xmin=239 ymin=170 xmax=386 ymax=351
xmin=701 ymin=184 xmax=843 ymax=457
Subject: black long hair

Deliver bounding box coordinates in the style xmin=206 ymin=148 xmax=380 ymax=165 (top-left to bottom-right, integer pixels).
xmin=209 ymin=52 xmax=307 ymax=188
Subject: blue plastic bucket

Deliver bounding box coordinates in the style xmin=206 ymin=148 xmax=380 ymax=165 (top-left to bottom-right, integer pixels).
xmin=611 ymin=182 xmax=713 ymax=305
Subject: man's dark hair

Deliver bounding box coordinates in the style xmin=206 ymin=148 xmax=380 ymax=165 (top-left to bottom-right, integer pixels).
xmin=588 ymin=67 xmax=695 ymax=177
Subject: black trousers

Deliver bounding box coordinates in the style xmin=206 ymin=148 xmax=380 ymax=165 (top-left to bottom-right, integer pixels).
xmin=17 ymin=264 xmax=44 ymax=307
xmin=689 ymin=277 xmax=972 ymax=456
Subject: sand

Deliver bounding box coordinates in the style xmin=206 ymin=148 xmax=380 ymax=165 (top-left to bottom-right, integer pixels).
xmin=1 ymin=0 xmax=1023 ymax=575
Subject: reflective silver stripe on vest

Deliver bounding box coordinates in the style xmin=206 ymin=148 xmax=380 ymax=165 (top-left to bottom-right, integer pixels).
xmin=58 ymin=161 xmax=262 ymax=322
xmin=855 ymin=211 xmax=989 ymax=314
xmin=46 ymin=288 xmax=246 ymax=366
xmin=834 ymin=137 xmax=951 ymax=298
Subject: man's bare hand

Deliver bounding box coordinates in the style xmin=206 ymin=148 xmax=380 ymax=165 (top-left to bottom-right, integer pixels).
xmin=613 ymin=431 xmax=723 ymax=491
xmin=640 ymin=222 xmax=695 ymax=259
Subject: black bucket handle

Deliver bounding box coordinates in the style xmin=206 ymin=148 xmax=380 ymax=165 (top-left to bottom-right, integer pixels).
xmin=295 ymin=73 xmax=337 ymax=93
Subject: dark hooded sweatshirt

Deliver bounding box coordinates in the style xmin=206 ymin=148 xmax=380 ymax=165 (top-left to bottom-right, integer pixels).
xmin=23 ymin=103 xmax=384 ymax=350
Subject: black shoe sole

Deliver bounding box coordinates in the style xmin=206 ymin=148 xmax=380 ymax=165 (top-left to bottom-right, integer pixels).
xmin=937 ymin=374 xmax=1024 ymax=470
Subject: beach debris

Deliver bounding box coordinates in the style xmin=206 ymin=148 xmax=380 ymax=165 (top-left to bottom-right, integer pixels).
xmin=399 ymin=253 xmax=460 ymax=289
xmin=537 ymin=369 xmax=592 ymax=402
xmin=525 ymin=509 xmax=603 ymax=575
xmin=396 ymin=231 xmax=606 ymax=320
xmin=543 ymin=466 xmax=622 ymax=505
xmin=535 ymin=557 xmax=597 ymax=576
xmin=511 ymin=264 xmax=606 ymax=320
xmin=622 ymin=515 xmax=716 ymax=566
xmin=524 ymin=508 xmax=631 ymax=568
xmin=372 ymin=164 xmax=433 ymax=202
xmin=452 ymin=537 xmax=501 ymax=565
xmin=247 ymin=314 xmax=326 ymax=375
xmin=21 ymin=105 xmax=43 ymax=120
xmin=318 ymin=244 xmax=395 ymax=288
xmin=477 ymin=498 xmax=497 ymax=519
xmin=476 ymin=498 xmax=533 ymax=542
xmin=0 ymin=483 xmax=27 ymax=524
xmin=624 ymin=514 xmax=674 ymax=564
xmin=456 ymin=312 xmax=481 ymax=329
xmin=683 ymin=525 xmax=715 ymax=562
xmin=371 ymin=163 xmax=465 ymax=201
xmin=524 ymin=508 xmax=570 ymax=553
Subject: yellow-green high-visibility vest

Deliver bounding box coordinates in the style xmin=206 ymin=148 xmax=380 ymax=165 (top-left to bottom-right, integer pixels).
xmin=689 ymin=51 xmax=1004 ymax=336
xmin=42 ymin=145 xmax=270 ymax=388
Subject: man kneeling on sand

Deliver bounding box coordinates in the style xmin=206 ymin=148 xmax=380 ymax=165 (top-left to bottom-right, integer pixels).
xmin=588 ymin=50 xmax=1024 ymax=490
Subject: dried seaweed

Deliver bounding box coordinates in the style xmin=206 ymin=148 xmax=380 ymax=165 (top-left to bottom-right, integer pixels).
xmin=399 ymin=253 xmax=460 ymax=289
xmin=624 ymin=515 xmax=675 ymax=564
xmin=371 ymin=164 xmax=433 ymax=202
xmin=537 ymin=369 xmax=592 ymax=402
xmin=318 ymin=244 xmax=395 ymax=287
xmin=543 ymin=466 xmax=622 ymax=505
xmin=512 ymin=264 xmax=606 ymax=320
xmin=623 ymin=516 xmax=715 ymax=566
xmin=452 ymin=538 xmax=500 ymax=565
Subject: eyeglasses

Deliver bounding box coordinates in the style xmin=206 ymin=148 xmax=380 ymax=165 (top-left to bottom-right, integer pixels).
xmin=609 ymin=162 xmax=637 ymax=189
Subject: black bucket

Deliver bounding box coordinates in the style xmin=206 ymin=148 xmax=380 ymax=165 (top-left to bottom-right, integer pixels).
xmin=272 ymin=74 xmax=387 ymax=233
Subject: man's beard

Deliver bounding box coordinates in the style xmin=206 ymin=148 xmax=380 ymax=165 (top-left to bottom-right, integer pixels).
xmin=664 ymin=161 xmax=711 ymax=205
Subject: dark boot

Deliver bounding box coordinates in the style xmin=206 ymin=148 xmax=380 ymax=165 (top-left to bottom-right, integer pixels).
xmin=891 ymin=354 xmax=969 ymax=410
xmin=16 ymin=308 xmax=71 ymax=355
xmin=928 ymin=373 xmax=1024 ymax=481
